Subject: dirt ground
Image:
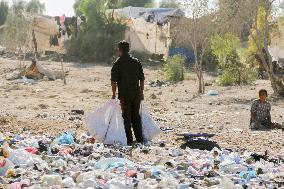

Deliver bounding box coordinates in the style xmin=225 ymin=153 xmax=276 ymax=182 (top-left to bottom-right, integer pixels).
xmin=0 ymin=57 xmax=283 ymax=156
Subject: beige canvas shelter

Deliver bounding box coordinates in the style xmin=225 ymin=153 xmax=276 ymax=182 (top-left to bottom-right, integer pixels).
xmin=110 ymin=7 xmax=184 ymax=57
xmin=125 ymin=18 xmax=171 ymax=56
xmin=23 ymin=13 xmax=67 ymax=54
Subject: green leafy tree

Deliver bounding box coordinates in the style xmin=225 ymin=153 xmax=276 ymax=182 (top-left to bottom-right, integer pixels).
xmin=246 ymin=6 xmax=268 ymax=67
xmin=164 ymin=55 xmax=185 ymax=82
xmin=211 ymin=33 xmax=241 ymax=68
xmin=26 ymin=0 xmax=45 ymax=14
xmin=0 ymin=0 xmax=8 ymax=26
xmin=118 ymin=0 xmax=154 ymax=8
xmin=159 ymin=0 xmax=180 ymax=8
xmin=171 ymin=0 xmax=216 ymax=94
xmin=11 ymin=0 xmax=26 ymax=15
xmin=211 ymin=33 xmax=257 ymax=86
xmin=217 ymin=0 xmax=284 ymax=95
xmin=4 ymin=13 xmax=29 ymax=50
xmin=71 ymin=0 xmax=126 ymax=62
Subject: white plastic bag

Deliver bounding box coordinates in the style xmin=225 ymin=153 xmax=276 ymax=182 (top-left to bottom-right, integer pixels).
xmin=86 ymin=100 xmax=127 ymax=146
xmin=140 ymin=102 xmax=161 ymax=142
xmin=8 ymin=149 xmax=35 ymax=167
xmin=87 ymin=100 xmax=160 ymax=145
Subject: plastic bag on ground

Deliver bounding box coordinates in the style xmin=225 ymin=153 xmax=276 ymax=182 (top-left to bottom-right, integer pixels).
xmin=25 ymin=147 xmax=38 ymax=154
xmin=11 ymin=179 xmax=31 ymax=189
xmin=96 ymin=158 xmax=135 ymax=170
xmin=41 ymin=175 xmax=63 ymax=187
xmin=86 ymin=100 xmax=127 ymax=146
xmin=56 ymin=132 xmax=74 ymax=145
xmin=62 ymin=177 xmax=76 ymax=188
xmin=140 ymin=102 xmax=161 ymax=142
xmin=0 ymin=158 xmax=14 ymax=176
xmin=8 ymin=149 xmax=35 ymax=167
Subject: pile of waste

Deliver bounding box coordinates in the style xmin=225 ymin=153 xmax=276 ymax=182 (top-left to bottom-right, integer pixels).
xmin=1 ymin=130 xmax=284 ymax=189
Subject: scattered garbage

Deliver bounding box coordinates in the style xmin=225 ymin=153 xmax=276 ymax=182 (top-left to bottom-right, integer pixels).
xmin=160 ymin=127 xmax=174 ymax=133
xmin=13 ymin=77 xmax=37 ymax=84
xmin=207 ymin=90 xmax=219 ymax=96
xmin=0 ymin=129 xmax=284 ymax=188
xmin=149 ymin=80 xmax=168 ymax=87
xmin=56 ymin=132 xmax=75 ymax=145
xmin=0 ymin=158 xmax=14 ymax=176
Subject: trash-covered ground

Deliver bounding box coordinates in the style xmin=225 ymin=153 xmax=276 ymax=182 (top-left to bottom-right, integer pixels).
xmin=1 ymin=131 xmax=284 ymax=188
xmin=0 ymin=58 xmax=284 ymax=188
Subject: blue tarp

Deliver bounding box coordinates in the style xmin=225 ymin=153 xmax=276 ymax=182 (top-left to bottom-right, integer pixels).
xmin=169 ymin=48 xmax=195 ymax=64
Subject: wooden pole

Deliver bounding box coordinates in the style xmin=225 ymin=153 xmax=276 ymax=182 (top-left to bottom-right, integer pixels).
xmin=61 ymin=58 xmax=66 ymax=85
xmin=155 ymin=24 xmax=157 ymax=54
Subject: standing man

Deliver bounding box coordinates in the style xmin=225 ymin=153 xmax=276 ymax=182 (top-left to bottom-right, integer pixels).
xmin=111 ymin=41 xmax=145 ymax=145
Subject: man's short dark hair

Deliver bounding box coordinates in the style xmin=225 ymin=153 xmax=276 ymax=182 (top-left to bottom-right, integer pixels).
xmin=259 ymin=89 xmax=268 ymax=96
xmin=118 ymin=41 xmax=130 ymax=54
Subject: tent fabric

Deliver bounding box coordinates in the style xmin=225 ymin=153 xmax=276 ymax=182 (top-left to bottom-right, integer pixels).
xmin=112 ymin=7 xmax=184 ymax=23
xmin=269 ymin=46 xmax=284 ymax=67
xmin=169 ymin=48 xmax=195 ymax=64
xmin=24 ymin=62 xmax=64 ymax=80
xmin=125 ymin=18 xmax=171 ymax=55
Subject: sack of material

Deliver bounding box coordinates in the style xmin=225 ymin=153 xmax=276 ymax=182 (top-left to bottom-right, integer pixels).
xmin=140 ymin=102 xmax=161 ymax=142
xmin=87 ymin=100 xmax=160 ymax=145
xmin=86 ymin=100 xmax=127 ymax=146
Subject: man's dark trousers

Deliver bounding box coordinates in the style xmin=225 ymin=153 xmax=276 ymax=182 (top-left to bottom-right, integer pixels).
xmin=120 ymin=95 xmax=143 ymax=144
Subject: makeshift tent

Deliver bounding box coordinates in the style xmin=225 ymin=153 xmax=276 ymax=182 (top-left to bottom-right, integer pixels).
xmin=24 ymin=60 xmax=65 ymax=80
xmin=22 ymin=13 xmax=68 ymax=54
xmin=125 ymin=18 xmax=171 ymax=56
xmin=109 ymin=7 xmax=185 ymax=58
xmin=112 ymin=7 xmax=184 ymax=23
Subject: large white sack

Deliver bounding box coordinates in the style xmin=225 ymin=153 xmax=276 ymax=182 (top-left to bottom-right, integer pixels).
xmin=103 ymin=101 xmax=127 ymax=145
xmin=86 ymin=100 xmax=127 ymax=146
xmin=140 ymin=102 xmax=161 ymax=142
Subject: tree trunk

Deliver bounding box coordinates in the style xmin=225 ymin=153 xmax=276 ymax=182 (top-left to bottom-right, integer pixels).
xmin=200 ymin=69 xmax=205 ymax=94
xmin=195 ymin=61 xmax=205 ymax=94
xmin=267 ymin=72 xmax=284 ymax=95
xmin=260 ymin=48 xmax=284 ymax=96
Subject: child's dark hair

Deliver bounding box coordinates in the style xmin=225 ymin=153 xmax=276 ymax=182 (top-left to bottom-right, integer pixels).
xmin=118 ymin=41 xmax=130 ymax=54
xmin=259 ymin=89 xmax=268 ymax=96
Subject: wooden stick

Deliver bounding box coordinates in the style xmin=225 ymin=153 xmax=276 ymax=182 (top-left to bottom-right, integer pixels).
xmin=61 ymin=58 xmax=66 ymax=85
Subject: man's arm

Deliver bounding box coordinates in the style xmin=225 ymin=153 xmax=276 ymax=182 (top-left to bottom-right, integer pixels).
xmin=111 ymin=60 xmax=119 ymax=99
xmin=111 ymin=81 xmax=117 ymax=99
xmin=140 ymin=80 xmax=144 ymax=100
xmin=138 ymin=61 xmax=145 ymax=100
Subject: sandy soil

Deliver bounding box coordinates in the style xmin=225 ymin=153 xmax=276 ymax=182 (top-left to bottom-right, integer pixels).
xmin=0 ymin=57 xmax=283 ymax=156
